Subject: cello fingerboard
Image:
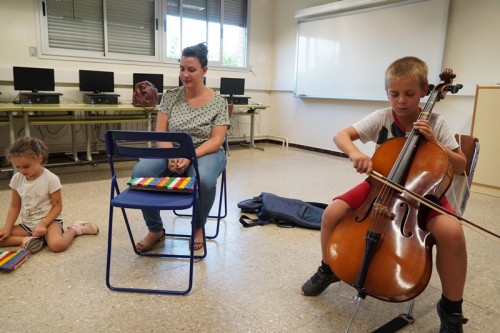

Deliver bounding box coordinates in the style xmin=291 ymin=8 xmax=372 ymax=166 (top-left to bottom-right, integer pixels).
xmin=127 ymin=177 xmax=195 ymax=193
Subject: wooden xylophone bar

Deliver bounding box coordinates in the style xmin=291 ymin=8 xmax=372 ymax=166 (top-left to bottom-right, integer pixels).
xmin=0 ymin=250 xmax=31 ymax=271
xmin=127 ymin=177 xmax=195 ymax=193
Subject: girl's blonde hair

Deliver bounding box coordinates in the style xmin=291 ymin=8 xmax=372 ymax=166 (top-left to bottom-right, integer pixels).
xmin=385 ymin=56 xmax=428 ymax=91
xmin=7 ymin=136 xmax=49 ymax=164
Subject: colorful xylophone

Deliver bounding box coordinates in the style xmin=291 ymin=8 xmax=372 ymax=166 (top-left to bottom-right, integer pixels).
xmin=0 ymin=250 xmax=31 ymax=272
xmin=127 ymin=177 xmax=195 ymax=193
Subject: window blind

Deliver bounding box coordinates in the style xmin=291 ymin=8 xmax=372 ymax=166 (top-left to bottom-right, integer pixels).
xmin=107 ymin=0 xmax=155 ymax=56
xmin=46 ymin=0 xmax=155 ymax=56
xmin=47 ymin=0 xmax=104 ymax=52
xmin=182 ymin=0 xmax=208 ymax=21
xmin=207 ymin=0 xmax=221 ymax=23
xmin=224 ymin=0 xmax=246 ymax=27
xmin=166 ymin=0 xmax=244 ymax=26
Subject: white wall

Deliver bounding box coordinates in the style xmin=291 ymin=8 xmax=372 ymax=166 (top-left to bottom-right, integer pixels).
xmin=269 ymin=0 xmax=500 ymax=155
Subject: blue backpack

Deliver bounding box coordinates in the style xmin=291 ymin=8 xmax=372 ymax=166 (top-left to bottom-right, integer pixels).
xmin=237 ymin=192 xmax=327 ymax=230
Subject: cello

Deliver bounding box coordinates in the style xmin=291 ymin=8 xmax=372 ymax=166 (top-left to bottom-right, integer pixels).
xmin=327 ymin=69 xmax=464 ymax=304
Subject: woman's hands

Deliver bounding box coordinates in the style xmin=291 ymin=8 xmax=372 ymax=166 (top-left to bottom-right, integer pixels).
xmin=168 ymin=158 xmax=191 ymax=174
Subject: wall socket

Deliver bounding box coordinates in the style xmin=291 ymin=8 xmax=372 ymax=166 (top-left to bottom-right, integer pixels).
xmin=29 ymin=46 xmax=37 ymax=57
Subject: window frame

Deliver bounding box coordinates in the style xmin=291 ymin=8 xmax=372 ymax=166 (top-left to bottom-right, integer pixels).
xmin=162 ymin=0 xmax=249 ymax=69
xmin=36 ymin=0 xmax=161 ymax=63
xmin=35 ymin=0 xmax=249 ymax=70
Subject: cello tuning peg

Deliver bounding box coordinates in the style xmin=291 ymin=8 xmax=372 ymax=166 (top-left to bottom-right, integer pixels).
xmin=451 ymin=84 xmax=463 ymax=94
xmin=426 ymin=84 xmax=435 ymax=96
xmin=444 ymin=84 xmax=463 ymax=94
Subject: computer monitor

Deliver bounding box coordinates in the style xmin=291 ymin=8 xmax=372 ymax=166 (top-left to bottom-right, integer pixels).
xmin=220 ymin=77 xmax=245 ymax=97
xmin=79 ymin=70 xmax=114 ymax=94
xmin=133 ymin=73 xmax=163 ymax=92
xmin=13 ymin=66 xmax=55 ymax=93
xmin=179 ymin=76 xmax=206 ymax=86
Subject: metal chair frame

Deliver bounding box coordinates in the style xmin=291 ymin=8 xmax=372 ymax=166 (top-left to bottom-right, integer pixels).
xmin=104 ymin=130 xmax=206 ymax=295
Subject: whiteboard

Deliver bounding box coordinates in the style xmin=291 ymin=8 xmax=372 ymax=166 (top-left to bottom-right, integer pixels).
xmin=294 ymin=0 xmax=449 ymax=100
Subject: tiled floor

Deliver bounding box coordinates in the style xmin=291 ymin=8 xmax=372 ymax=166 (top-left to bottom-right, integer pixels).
xmin=0 ymin=143 xmax=498 ymax=332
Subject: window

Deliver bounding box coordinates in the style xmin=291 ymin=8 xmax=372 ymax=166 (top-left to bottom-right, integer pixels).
xmin=39 ymin=0 xmax=158 ymax=62
xmin=165 ymin=0 xmax=247 ymax=67
xmin=36 ymin=0 xmax=248 ymax=69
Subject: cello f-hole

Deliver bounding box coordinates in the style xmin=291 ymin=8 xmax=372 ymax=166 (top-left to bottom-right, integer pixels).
xmin=398 ymin=201 xmax=412 ymax=237
xmin=354 ymin=198 xmax=375 ymax=223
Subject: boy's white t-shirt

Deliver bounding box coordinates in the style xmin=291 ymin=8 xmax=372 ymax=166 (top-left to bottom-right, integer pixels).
xmin=352 ymin=107 xmax=465 ymax=212
xmin=352 ymin=107 xmax=459 ymax=151
xmin=9 ymin=168 xmax=63 ymax=229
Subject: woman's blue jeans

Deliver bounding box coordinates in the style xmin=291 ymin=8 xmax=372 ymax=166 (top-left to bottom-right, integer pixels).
xmin=131 ymin=149 xmax=226 ymax=232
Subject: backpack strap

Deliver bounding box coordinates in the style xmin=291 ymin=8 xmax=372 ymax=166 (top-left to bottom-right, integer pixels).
xmin=239 ymin=215 xmax=295 ymax=228
xmin=239 ymin=215 xmax=260 ymax=228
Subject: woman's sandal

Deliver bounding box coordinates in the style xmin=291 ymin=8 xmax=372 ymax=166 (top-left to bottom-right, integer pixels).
xmin=189 ymin=238 xmax=204 ymax=251
xmin=136 ymin=229 xmax=166 ymax=252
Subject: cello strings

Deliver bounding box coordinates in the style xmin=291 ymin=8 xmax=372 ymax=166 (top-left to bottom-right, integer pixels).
xmin=368 ymin=181 xmax=393 ymax=235
xmin=366 ymin=87 xmax=439 ymax=238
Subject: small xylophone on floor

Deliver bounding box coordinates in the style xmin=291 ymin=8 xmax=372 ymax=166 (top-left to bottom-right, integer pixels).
xmin=127 ymin=177 xmax=195 ymax=193
xmin=0 ymin=250 xmax=31 ymax=272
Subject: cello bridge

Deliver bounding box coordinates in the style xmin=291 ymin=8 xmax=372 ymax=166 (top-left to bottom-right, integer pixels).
xmin=373 ymin=203 xmax=395 ymax=220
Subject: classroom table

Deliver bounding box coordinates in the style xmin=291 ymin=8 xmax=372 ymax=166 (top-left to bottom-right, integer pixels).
xmin=3 ymin=103 xmax=267 ymax=165
xmin=230 ymin=104 xmax=269 ymax=150
xmin=0 ymin=103 xmax=23 ymax=145
xmin=20 ymin=103 xmax=156 ymax=162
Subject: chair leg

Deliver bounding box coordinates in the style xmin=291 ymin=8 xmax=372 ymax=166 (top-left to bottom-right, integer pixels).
xmin=218 ymin=170 xmax=228 ymax=219
xmin=173 ymin=169 xmax=227 ymax=239
xmin=206 ymin=170 xmax=226 ymax=239
xmin=105 ymin=205 xmax=115 ymax=291
xmin=106 ymin=206 xmax=202 ymax=294
xmin=163 ymin=221 xmax=208 ymax=259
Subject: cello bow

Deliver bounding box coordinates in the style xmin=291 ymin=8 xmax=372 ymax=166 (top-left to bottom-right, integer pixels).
xmin=370 ymin=170 xmax=500 ymax=243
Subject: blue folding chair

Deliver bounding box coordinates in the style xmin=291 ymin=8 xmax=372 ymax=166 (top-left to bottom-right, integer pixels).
xmin=104 ymin=130 xmax=205 ymax=295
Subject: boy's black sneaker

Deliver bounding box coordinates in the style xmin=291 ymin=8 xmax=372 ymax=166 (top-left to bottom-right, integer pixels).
xmin=437 ymin=299 xmax=468 ymax=333
xmin=301 ymin=266 xmax=340 ymax=296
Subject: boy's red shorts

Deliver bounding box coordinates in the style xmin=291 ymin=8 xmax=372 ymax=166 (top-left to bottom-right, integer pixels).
xmin=334 ymin=180 xmax=454 ymax=222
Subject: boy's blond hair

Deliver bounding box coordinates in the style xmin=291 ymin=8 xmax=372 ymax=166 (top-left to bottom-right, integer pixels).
xmin=385 ymin=56 xmax=428 ymax=91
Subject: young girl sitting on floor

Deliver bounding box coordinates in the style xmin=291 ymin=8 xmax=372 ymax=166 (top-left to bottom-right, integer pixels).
xmin=0 ymin=136 xmax=98 ymax=253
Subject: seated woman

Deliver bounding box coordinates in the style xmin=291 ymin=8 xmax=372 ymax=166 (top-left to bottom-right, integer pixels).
xmin=131 ymin=42 xmax=230 ymax=252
